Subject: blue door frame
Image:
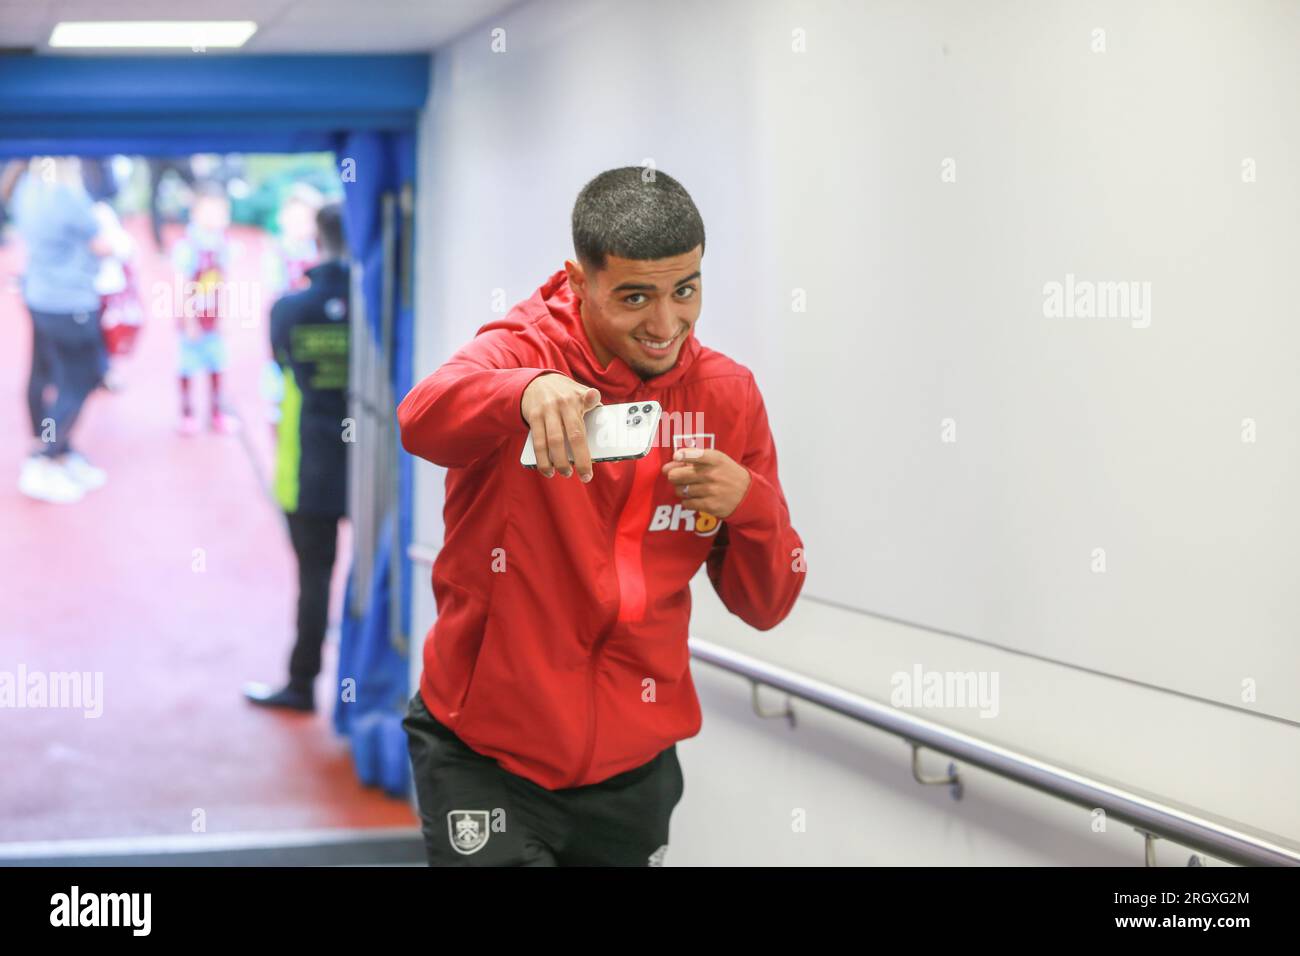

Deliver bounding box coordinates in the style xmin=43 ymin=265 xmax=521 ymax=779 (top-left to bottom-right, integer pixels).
xmin=0 ymin=54 xmax=428 ymax=797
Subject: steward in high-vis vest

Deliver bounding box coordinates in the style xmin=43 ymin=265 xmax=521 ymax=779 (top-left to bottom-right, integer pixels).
xmin=245 ymin=202 xmax=350 ymax=713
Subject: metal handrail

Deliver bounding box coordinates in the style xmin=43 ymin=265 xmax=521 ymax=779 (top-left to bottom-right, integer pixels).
xmin=690 ymin=638 xmax=1300 ymax=867
xmin=403 ymin=543 xmax=1299 ymax=866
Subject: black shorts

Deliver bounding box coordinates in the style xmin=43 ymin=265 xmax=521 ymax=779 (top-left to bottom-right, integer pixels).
xmin=402 ymin=691 xmax=684 ymax=866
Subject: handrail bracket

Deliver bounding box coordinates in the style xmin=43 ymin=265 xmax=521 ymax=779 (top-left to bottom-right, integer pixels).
xmin=751 ymin=681 xmax=796 ymax=729
xmin=910 ymin=742 xmax=963 ymax=801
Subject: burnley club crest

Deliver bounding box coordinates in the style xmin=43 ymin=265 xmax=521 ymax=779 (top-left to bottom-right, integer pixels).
xmin=447 ymin=810 xmax=491 ymax=855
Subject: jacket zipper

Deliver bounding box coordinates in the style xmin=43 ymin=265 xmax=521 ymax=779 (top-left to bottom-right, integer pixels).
xmin=575 ymin=630 xmax=614 ymax=786
xmin=572 ymin=385 xmax=647 ymax=786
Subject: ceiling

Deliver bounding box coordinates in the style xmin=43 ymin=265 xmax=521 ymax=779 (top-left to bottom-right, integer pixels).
xmin=0 ymin=0 xmax=524 ymax=53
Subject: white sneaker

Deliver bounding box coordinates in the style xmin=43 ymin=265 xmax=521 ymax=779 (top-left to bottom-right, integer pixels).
xmin=62 ymin=452 xmax=107 ymax=491
xmin=18 ymin=456 xmax=84 ymax=504
xmin=18 ymin=455 xmax=41 ymax=491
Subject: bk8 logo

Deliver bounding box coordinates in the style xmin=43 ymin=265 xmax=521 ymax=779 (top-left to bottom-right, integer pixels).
xmin=648 ymin=504 xmax=720 ymax=537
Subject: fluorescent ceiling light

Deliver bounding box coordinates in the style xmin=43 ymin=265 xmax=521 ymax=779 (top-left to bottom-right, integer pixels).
xmin=49 ymin=21 xmax=258 ymax=49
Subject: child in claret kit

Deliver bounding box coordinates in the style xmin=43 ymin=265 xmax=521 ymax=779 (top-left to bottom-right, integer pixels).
xmin=172 ymin=181 xmax=238 ymax=435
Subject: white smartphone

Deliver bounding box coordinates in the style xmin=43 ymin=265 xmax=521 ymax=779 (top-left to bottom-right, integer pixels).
xmin=520 ymin=400 xmax=662 ymax=468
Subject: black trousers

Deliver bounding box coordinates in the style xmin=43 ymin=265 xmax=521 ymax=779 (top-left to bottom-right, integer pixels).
xmin=27 ymin=306 xmax=104 ymax=457
xmin=284 ymin=511 xmax=341 ymax=689
xmin=403 ymin=691 xmax=684 ymax=866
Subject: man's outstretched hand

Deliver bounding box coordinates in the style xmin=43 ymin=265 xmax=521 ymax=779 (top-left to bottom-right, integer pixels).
xmin=521 ymin=372 xmax=602 ymax=481
xmin=661 ymin=447 xmax=751 ymax=519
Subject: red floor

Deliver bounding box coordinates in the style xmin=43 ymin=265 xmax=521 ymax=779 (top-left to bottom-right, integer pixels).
xmin=0 ymin=212 xmax=415 ymax=842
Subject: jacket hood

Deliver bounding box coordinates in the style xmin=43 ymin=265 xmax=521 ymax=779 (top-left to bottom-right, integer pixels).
xmin=503 ymin=268 xmax=701 ymax=399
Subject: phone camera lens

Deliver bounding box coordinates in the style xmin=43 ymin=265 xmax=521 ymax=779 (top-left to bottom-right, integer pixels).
xmin=641 ymin=404 xmax=652 ymax=413
xmin=632 ymin=415 xmax=642 ymax=425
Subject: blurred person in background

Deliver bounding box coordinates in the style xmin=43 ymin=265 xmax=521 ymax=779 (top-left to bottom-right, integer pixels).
xmin=82 ymin=156 xmax=139 ymax=392
xmin=267 ymin=182 xmax=324 ymax=296
xmin=147 ymin=157 xmax=195 ymax=250
xmin=1 ymin=159 xmax=30 ymax=244
xmin=171 ymin=181 xmax=238 ymax=435
xmin=12 ymin=156 xmax=114 ymax=504
xmin=260 ymin=182 xmax=324 ymax=428
xmin=244 ymin=203 xmax=351 ymax=712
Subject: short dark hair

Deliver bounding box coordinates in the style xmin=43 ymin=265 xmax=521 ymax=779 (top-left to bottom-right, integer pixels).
xmin=571 ymin=167 xmax=705 ymax=271
xmin=316 ymin=202 xmax=346 ymax=257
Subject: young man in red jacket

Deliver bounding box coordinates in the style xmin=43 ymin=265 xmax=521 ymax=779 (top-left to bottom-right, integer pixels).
xmin=398 ymin=167 xmax=805 ymax=866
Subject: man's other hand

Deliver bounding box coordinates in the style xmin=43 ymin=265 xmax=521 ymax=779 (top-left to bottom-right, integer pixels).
xmin=661 ymin=447 xmax=751 ymax=519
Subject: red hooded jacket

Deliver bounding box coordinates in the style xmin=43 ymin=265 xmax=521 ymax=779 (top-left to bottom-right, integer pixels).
xmin=397 ymin=268 xmax=805 ymax=789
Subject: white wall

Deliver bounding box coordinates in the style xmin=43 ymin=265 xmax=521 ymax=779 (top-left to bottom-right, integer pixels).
xmin=409 ymin=0 xmax=1300 ymax=863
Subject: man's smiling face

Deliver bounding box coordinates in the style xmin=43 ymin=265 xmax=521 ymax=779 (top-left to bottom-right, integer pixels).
xmin=566 ymin=245 xmax=703 ymax=380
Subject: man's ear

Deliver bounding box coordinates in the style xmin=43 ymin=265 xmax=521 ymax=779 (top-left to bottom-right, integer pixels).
xmin=564 ymin=258 xmax=588 ymax=301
